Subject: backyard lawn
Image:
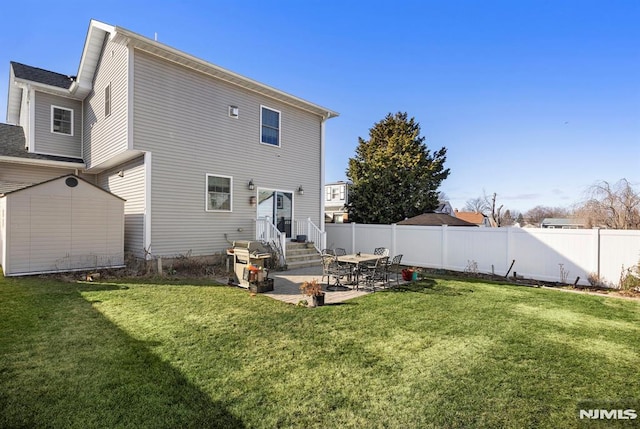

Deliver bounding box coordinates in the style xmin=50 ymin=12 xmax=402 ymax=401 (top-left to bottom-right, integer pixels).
xmin=1 ymin=272 xmax=639 ymax=428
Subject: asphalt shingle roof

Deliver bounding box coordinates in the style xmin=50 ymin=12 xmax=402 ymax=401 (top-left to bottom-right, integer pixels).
xmin=397 ymin=213 xmax=478 ymax=227
xmin=0 ymin=123 xmax=84 ymax=163
xmin=11 ymin=62 xmax=74 ymax=89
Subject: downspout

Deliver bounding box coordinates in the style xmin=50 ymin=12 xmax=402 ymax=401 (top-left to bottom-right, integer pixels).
xmin=320 ymin=115 xmax=327 ymax=250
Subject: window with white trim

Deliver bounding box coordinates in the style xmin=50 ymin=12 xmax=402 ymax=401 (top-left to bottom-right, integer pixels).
xmin=51 ymin=106 xmax=73 ymax=135
xmin=206 ymin=174 xmax=232 ymax=211
xmin=325 ymin=187 xmax=331 ymax=201
xmin=105 ymin=83 xmax=111 ymax=118
xmin=260 ymin=106 xmax=280 ymax=146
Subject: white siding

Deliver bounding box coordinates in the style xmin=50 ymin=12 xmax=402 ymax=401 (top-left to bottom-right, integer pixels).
xmin=0 ymin=162 xmax=79 ymax=193
xmin=97 ymin=156 xmax=146 ymax=257
xmin=0 ymin=197 xmax=5 ymax=269
xmin=132 ymin=50 xmax=323 ymax=256
xmin=33 ymin=92 xmax=82 ymax=158
xmin=3 ymin=177 xmax=124 ymax=276
xmin=83 ymin=38 xmax=129 ymax=168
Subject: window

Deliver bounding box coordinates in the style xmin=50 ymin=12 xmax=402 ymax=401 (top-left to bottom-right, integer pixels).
xmin=260 ymin=106 xmax=280 ymax=146
xmin=325 ymin=187 xmax=331 ymax=201
xmin=206 ymin=174 xmax=232 ymax=211
xmin=332 ymin=187 xmax=339 ymax=199
xmin=340 ymin=186 xmax=345 ymax=200
xmin=51 ymin=106 xmax=73 ymax=135
xmin=105 ymin=83 xmax=111 ymax=117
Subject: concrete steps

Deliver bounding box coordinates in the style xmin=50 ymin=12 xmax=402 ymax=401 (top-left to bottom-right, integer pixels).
xmin=285 ymin=242 xmax=322 ymax=270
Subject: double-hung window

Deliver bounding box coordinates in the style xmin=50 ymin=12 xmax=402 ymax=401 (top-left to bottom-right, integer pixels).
xmin=260 ymin=106 xmax=280 ymax=147
xmin=206 ymin=174 xmax=232 ymax=212
xmin=51 ymin=106 xmax=73 ymax=135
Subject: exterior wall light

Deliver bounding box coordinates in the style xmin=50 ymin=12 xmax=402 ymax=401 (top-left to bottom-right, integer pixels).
xmin=297 ymin=185 xmax=304 ymax=195
xmin=248 ymin=179 xmax=255 ymax=190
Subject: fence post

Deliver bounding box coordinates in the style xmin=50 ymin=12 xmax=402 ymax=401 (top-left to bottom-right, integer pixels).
xmin=391 ymin=223 xmax=397 ymax=257
xmin=593 ymin=227 xmax=601 ymax=279
xmin=441 ymin=225 xmax=448 ymax=269
xmin=351 ymin=222 xmax=356 ymax=254
xmin=506 ymin=227 xmax=513 ymax=276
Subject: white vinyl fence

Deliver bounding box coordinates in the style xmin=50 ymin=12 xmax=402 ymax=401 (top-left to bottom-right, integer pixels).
xmin=326 ymin=224 xmax=640 ymax=287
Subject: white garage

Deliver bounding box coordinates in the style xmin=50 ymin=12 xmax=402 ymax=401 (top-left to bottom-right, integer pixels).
xmin=0 ymin=175 xmax=125 ymax=276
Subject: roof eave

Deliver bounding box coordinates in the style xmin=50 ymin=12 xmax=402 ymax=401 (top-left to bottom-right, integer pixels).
xmin=0 ymin=155 xmax=85 ymax=169
xmin=110 ymin=25 xmax=339 ymax=119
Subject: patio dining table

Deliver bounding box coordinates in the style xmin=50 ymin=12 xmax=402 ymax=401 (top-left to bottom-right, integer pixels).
xmin=336 ymin=253 xmax=385 ymax=289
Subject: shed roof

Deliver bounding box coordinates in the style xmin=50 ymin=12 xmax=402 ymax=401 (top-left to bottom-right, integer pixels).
xmin=397 ymin=213 xmax=478 ymax=227
xmin=0 ymin=174 xmax=125 ymax=201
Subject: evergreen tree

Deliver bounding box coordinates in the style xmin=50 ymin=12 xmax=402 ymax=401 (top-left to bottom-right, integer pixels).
xmin=346 ymin=112 xmax=450 ymax=224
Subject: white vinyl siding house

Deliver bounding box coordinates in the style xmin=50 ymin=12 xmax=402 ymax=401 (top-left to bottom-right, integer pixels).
xmin=1 ymin=19 xmax=337 ymax=268
xmin=130 ymin=49 xmax=328 ymax=256
xmin=82 ymin=38 xmax=130 ymax=170
xmin=97 ymin=156 xmax=146 ymax=257
xmin=33 ymin=92 xmax=82 ymax=158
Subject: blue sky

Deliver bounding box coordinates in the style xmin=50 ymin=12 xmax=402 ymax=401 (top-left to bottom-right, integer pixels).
xmin=1 ymin=0 xmax=638 ymax=213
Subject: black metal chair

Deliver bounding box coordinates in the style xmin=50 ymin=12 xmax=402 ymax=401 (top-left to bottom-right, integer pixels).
xmin=385 ymin=254 xmax=403 ymax=287
xmin=359 ymin=256 xmax=389 ymax=291
xmin=334 ymin=248 xmax=347 ymax=256
xmin=321 ymin=254 xmax=350 ymax=290
xmin=374 ymin=247 xmax=389 ymax=257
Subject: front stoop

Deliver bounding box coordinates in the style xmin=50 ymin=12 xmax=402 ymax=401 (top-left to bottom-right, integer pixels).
xmin=285 ymin=242 xmax=322 ymax=270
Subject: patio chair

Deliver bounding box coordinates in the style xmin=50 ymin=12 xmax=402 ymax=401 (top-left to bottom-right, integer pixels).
xmin=321 ymin=254 xmax=350 ymax=290
xmin=333 ymin=248 xmax=347 ymax=256
xmin=385 ymin=254 xmax=403 ymax=287
xmin=374 ymin=247 xmax=389 ymax=257
xmin=359 ymin=256 xmax=389 ymax=291
xmin=321 ymin=248 xmax=335 ymax=256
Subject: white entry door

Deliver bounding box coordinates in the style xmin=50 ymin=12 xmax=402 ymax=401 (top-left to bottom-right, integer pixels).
xmin=257 ymin=189 xmax=293 ymax=238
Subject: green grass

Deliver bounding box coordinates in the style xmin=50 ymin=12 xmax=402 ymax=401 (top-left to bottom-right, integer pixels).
xmin=1 ymin=274 xmax=639 ymax=428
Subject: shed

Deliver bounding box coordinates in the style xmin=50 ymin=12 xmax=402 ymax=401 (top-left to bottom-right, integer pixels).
xmin=0 ymin=175 xmax=125 ymax=276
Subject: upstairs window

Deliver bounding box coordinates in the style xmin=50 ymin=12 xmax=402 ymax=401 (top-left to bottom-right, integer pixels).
xmin=325 ymin=187 xmax=331 ymax=201
xmin=51 ymin=106 xmax=73 ymax=136
xmin=105 ymin=83 xmax=111 ymax=118
xmin=340 ymin=186 xmax=346 ymax=200
xmin=261 ymin=106 xmax=280 ymax=147
xmin=206 ymin=174 xmax=232 ymax=212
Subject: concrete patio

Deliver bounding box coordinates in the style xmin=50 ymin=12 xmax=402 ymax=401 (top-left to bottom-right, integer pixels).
xmin=265 ymin=266 xmax=372 ymax=305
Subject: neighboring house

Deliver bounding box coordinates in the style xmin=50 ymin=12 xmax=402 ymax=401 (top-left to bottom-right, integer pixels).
xmin=541 ymin=218 xmax=586 ymax=229
xmin=453 ymin=210 xmax=491 ymax=227
xmin=324 ymin=181 xmax=350 ymax=223
xmin=435 ymin=200 xmax=454 ymax=216
xmin=397 ymin=213 xmax=478 ymax=227
xmin=1 ymin=19 xmax=338 ymax=265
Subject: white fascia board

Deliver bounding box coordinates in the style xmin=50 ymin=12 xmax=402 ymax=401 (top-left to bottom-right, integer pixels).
xmin=73 ymin=20 xmax=115 ymax=98
xmin=7 ymin=66 xmax=21 ymax=124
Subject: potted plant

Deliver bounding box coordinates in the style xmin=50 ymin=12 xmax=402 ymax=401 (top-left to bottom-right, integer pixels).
xmin=300 ymin=279 xmax=325 ymax=307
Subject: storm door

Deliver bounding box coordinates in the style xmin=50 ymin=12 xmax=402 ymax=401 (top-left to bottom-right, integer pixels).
xmin=257 ymin=189 xmax=293 ymax=238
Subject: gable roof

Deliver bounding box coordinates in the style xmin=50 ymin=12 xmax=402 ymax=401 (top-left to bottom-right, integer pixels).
xmin=1 ymin=174 xmax=125 ymax=201
xmin=454 ymin=211 xmax=487 ymax=225
xmin=7 ymin=20 xmax=338 ymax=124
xmin=0 ymin=123 xmax=84 ymax=165
xmin=11 ymin=62 xmax=74 ymax=89
xmin=397 ymin=213 xmax=478 ymax=227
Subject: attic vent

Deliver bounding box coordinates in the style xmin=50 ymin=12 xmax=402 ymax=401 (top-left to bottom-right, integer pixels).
xmin=65 ymin=177 xmax=78 ymax=188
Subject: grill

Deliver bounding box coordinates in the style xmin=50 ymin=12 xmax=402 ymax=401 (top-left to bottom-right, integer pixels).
xmin=229 ymin=241 xmax=272 ymax=291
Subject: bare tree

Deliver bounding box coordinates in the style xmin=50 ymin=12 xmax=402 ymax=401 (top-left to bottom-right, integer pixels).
xmin=576 ymin=179 xmax=640 ymax=229
xmin=487 ymin=192 xmax=503 ymax=227
xmin=463 ymin=196 xmax=489 ymax=214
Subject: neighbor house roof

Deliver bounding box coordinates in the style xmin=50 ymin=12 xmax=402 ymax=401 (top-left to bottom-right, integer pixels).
xmin=454 ymin=211 xmax=487 ymax=225
xmin=11 ymin=62 xmax=74 ymax=89
xmin=0 ymin=123 xmax=85 ymax=165
xmin=397 ymin=213 xmax=478 ymax=227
